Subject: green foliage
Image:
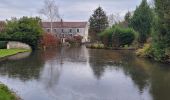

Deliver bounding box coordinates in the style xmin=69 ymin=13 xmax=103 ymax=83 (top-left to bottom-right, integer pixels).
xmin=0 ymin=41 xmax=7 ymax=49
xmin=136 ymin=43 xmax=153 ymax=57
xmin=100 ymin=26 xmax=136 ymax=47
xmin=4 ymin=17 xmax=43 ymax=49
xmin=89 ymin=6 xmax=109 ymax=41
xmin=112 ymin=27 xmax=136 ymax=47
xmin=86 ymin=43 xmax=105 ymax=49
xmin=152 ymin=42 xmax=167 ymax=61
xmin=0 ymin=32 xmax=11 ymax=41
xmin=0 ymin=84 xmax=17 ymax=100
xmin=124 ymin=11 xmax=132 ymax=23
xmin=151 ymin=0 xmax=170 ymax=61
xmin=0 ymin=49 xmax=30 ymax=58
xmin=130 ymin=0 xmax=153 ymax=44
xmin=100 ymin=27 xmax=115 ymax=47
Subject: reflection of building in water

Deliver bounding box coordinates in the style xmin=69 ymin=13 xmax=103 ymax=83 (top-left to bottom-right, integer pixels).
xmin=40 ymin=59 xmax=63 ymax=93
xmin=62 ymin=46 xmax=89 ymax=63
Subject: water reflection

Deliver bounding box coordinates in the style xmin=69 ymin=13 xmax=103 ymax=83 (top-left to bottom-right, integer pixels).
xmin=0 ymin=51 xmax=44 ymax=81
xmin=0 ymin=46 xmax=170 ymax=100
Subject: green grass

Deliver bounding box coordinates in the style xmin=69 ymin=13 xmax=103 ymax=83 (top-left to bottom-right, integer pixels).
xmin=0 ymin=84 xmax=17 ymax=100
xmin=0 ymin=49 xmax=31 ymax=58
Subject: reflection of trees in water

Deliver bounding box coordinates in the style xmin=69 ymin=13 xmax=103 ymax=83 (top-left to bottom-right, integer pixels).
xmin=0 ymin=51 xmax=45 ymax=81
xmin=120 ymin=57 xmax=151 ymax=93
xmin=1 ymin=47 xmax=170 ymax=100
xmin=88 ymin=48 xmax=170 ymax=100
xmin=40 ymin=60 xmax=63 ymax=91
xmin=89 ymin=59 xmax=106 ymax=79
xmin=88 ymin=49 xmax=150 ymax=92
xmin=149 ymin=63 xmax=170 ymax=100
xmin=88 ymin=49 xmax=126 ymax=79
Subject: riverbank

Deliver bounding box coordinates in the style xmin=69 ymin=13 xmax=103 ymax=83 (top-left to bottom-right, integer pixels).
xmin=0 ymin=49 xmax=31 ymax=58
xmin=86 ymin=43 xmax=136 ymax=50
xmin=0 ymin=83 xmax=20 ymax=100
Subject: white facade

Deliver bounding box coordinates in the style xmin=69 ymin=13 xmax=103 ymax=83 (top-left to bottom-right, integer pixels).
xmin=42 ymin=22 xmax=89 ymax=43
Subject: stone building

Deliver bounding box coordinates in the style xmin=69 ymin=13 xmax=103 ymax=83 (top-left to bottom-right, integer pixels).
xmin=41 ymin=21 xmax=89 ymax=43
xmin=0 ymin=20 xmax=89 ymax=43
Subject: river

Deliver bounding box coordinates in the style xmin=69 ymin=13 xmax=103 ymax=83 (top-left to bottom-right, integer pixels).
xmin=0 ymin=46 xmax=170 ymax=100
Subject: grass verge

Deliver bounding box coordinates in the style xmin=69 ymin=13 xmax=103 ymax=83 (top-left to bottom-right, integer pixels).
xmin=0 ymin=49 xmax=31 ymax=58
xmin=0 ymin=83 xmax=18 ymax=100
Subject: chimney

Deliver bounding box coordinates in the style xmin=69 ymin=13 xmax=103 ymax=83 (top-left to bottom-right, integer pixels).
xmin=60 ymin=18 xmax=63 ymax=27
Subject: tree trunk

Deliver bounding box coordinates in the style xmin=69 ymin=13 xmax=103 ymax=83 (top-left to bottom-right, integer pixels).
xmin=50 ymin=19 xmax=53 ymax=33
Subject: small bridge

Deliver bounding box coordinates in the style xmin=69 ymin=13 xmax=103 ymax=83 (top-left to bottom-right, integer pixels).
xmin=7 ymin=41 xmax=31 ymax=50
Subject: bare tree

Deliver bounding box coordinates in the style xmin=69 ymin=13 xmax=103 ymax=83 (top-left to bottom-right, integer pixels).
xmin=108 ymin=13 xmax=122 ymax=27
xmin=39 ymin=0 xmax=60 ymax=33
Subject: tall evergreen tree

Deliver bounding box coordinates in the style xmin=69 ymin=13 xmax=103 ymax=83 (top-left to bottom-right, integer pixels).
xmin=151 ymin=0 xmax=170 ymax=61
xmin=89 ymin=7 xmax=109 ymax=41
xmin=130 ymin=0 xmax=153 ymax=44
xmin=124 ymin=11 xmax=131 ymax=23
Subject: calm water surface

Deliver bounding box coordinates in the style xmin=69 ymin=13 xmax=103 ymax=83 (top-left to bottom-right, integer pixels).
xmin=0 ymin=46 xmax=170 ymax=100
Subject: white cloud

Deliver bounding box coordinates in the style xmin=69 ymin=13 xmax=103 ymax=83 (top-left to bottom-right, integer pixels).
xmin=0 ymin=0 xmax=143 ymax=21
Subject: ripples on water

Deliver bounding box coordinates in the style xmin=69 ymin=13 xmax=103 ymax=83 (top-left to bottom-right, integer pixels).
xmin=0 ymin=46 xmax=170 ymax=100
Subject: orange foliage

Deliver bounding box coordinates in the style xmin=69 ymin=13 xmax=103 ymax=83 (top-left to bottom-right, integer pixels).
xmin=40 ymin=33 xmax=60 ymax=48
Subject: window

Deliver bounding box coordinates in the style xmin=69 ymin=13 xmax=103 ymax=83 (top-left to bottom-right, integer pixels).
xmin=62 ymin=29 xmax=64 ymax=33
xmin=70 ymin=29 xmax=72 ymax=33
xmin=54 ymin=29 xmax=57 ymax=33
xmin=77 ymin=29 xmax=80 ymax=33
xmin=47 ymin=29 xmax=50 ymax=32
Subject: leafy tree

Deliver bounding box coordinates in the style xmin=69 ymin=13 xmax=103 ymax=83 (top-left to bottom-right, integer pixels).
xmin=151 ymin=0 xmax=170 ymax=61
xmin=130 ymin=0 xmax=153 ymax=44
xmin=100 ymin=27 xmax=114 ymax=47
xmin=100 ymin=26 xmax=136 ymax=47
xmin=112 ymin=27 xmax=136 ymax=47
xmin=89 ymin=6 xmax=109 ymax=41
xmin=5 ymin=17 xmax=43 ymax=49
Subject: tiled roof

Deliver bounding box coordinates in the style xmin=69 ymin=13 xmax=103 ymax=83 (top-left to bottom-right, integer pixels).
xmin=41 ymin=22 xmax=87 ymax=28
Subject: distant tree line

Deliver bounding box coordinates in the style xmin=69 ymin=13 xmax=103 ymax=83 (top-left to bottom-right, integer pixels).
xmin=88 ymin=6 xmax=137 ymax=48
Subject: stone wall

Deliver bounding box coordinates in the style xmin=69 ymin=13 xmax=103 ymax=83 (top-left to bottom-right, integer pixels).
xmin=7 ymin=41 xmax=31 ymax=50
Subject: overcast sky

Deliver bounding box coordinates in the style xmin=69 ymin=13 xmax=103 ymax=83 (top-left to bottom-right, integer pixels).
xmin=0 ymin=0 xmax=152 ymax=21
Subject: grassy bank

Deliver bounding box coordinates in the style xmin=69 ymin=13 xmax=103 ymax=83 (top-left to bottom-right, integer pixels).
xmin=0 ymin=49 xmax=31 ymax=58
xmin=0 ymin=83 xmax=18 ymax=100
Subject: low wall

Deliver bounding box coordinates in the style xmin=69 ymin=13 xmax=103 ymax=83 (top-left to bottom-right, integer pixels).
xmin=7 ymin=41 xmax=31 ymax=50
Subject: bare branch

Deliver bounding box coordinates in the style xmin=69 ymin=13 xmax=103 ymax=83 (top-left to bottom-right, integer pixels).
xmin=39 ymin=0 xmax=60 ymax=33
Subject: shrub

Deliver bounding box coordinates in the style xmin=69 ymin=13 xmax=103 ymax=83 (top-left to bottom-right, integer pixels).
xmin=112 ymin=26 xmax=136 ymax=47
xmin=165 ymin=48 xmax=170 ymax=58
xmin=0 ymin=41 xmax=7 ymax=49
xmin=99 ymin=28 xmax=114 ymax=47
xmin=66 ymin=35 xmax=83 ymax=45
xmin=0 ymin=33 xmax=11 ymax=41
xmin=136 ymin=43 xmax=152 ymax=57
xmin=73 ymin=35 xmax=83 ymax=43
xmin=152 ymin=41 xmax=167 ymax=61
xmin=4 ymin=17 xmax=43 ymax=49
xmin=100 ymin=26 xmax=136 ymax=48
xmin=86 ymin=43 xmax=105 ymax=49
xmin=40 ymin=33 xmax=60 ymax=48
